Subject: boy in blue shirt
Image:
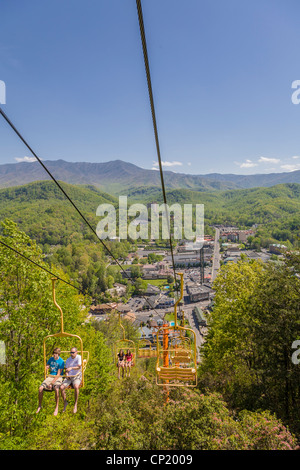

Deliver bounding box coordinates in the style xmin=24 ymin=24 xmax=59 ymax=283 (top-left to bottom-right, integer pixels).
xmin=37 ymin=347 xmax=64 ymax=416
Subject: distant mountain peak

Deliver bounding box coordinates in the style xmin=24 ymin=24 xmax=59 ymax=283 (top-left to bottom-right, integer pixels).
xmin=0 ymin=159 xmax=299 ymax=193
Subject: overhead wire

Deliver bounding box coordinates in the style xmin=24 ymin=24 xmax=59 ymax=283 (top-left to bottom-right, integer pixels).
xmin=0 ymin=1 xmax=182 ymax=322
xmin=0 ymin=238 xmax=80 ymax=291
xmin=0 ymin=237 xmax=162 ymax=361
xmin=0 ymin=236 xmax=134 ymax=354
xmin=0 ymin=107 xmax=165 ymax=320
xmin=0 ymin=237 xmax=149 ymax=337
xmin=135 ymin=0 xmax=181 ymax=304
xmin=0 ymin=107 xmax=121 ymax=266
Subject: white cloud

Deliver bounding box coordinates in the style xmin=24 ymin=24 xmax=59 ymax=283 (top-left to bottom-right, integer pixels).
xmin=234 ymin=155 xmax=300 ymax=173
xmin=152 ymin=160 xmax=183 ymax=168
xmin=15 ymin=156 xmax=36 ymax=163
xmin=258 ymin=156 xmax=280 ymax=164
xmin=235 ymin=159 xmax=258 ymax=168
xmin=280 ymin=163 xmax=300 ymax=172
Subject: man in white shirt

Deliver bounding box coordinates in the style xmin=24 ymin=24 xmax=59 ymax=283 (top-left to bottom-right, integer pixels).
xmin=60 ymin=347 xmax=82 ymax=414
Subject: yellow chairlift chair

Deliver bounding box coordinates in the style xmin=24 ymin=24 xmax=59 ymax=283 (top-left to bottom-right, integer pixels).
xmin=114 ymin=311 xmax=136 ymax=367
xmin=137 ymin=325 xmax=157 ymax=358
xmin=155 ymin=273 xmax=197 ymax=388
xmin=43 ymin=278 xmax=89 ymax=390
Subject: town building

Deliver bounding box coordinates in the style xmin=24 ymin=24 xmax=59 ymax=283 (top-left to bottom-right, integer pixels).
xmin=144 ymin=284 xmax=161 ymax=296
xmin=186 ymin=284 xmax=212 ymax=302
xmin=269 ymin=244 xmax=287 ymax=254
xmin=193 ymin=306 xmax=207 ymax=326
xmin=106 ymin=283 xmax=127 ymax=297
xmin=89 ymin=303 xmax=118 ymax=315
xmin=220 ymin=228 xmax=255 ymax=243
xmin=141 ymin=261 xmax=173 ymax=280
xmin=166 ymin=247 xmax=213 ymax=267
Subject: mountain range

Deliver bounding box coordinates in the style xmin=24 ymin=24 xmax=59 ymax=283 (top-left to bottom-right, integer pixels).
xmin=1 ymin=159 xmax=300 ymax=193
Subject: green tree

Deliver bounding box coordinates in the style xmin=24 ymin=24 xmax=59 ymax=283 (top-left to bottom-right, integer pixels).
xmin=199 ymin=254 xmax=300 ymax=435
xmin=130 ymin=265 xmax=142 ymax=279
xmin=133 ymin=278 xmax=148 ymax=295
xmin=199 ymin=257 xmax=265 ymax=407
xmin=0 ymin=220 xmax=112 ymax=446
xmin=92 ymin=383 xmax=297 ymax=450
xmin=248 ymin=261 xmax=300 ymax=426
xmin=0 ymin=219 xmax=60 ymax=437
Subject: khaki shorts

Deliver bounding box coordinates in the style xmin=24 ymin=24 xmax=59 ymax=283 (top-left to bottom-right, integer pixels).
xmin=41 ymin=375 xmax=63 ymax=390
xmin=61 ymin=373 xmax=82 ymax=388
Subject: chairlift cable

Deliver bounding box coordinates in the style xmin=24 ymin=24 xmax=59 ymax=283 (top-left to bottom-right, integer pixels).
xmin=0 ymin=106 xmax=121 ymax=266
xmin=135 ymin=0 xmax=179 ymax=302
xmin=0 ymin=238 xmax=80 ymax=291
xmin=0 ymin=106 xmax=165 ymax=319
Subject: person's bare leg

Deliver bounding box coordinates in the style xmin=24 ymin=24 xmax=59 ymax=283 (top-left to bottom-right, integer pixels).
xmin=60 ymin=385 xmax=68 ymax=412
xmin=36 ymin=386 xmax=44 ymax=413
xmin=73 ymin=385 xmax=79 ymax=413
xmin=54 ymin=387 xmax=59 ymax=416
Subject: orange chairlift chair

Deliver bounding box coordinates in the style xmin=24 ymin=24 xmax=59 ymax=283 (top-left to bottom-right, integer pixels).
xmin=155 ymin=273 xmax=197 ymax=388
xmin=43 ymin=278 xmax=89 ymax=390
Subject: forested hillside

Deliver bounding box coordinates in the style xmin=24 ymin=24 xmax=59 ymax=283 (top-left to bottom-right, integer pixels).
xmin=0 ymin=220 xmax=299 ymax=450
xmin=0 ymin=181 xmax=134 ymax=302
xmin=129 ymin=183 xmax=300 ymax=247
xmin=0 ymin=180 xmax=299 ymax=303
xmin=1 ymin=180 xmax=299 ymax=253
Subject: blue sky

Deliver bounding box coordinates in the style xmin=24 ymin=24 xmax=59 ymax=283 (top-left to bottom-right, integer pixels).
xmin=1 ymin=0 xmax=300 ymax=175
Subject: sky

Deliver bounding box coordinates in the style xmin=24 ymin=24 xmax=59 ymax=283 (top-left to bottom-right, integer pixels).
xmin=1 ymin=0 xmax=300 ymax=175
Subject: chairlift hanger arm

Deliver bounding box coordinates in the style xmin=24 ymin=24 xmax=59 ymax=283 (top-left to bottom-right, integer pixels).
xmin=52 ymin=277 xmax=64 ymax=334
xmin=174 ymin=272 xmax=184 ymax=328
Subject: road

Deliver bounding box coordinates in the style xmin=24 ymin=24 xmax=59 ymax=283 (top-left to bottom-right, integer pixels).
xmin=211 ymin=227 xmax=220 ymax=282
xmin=183 ymin=226 xmax=221 ymax=360
xmin=182 ymin=303 xmax=206 ymax=362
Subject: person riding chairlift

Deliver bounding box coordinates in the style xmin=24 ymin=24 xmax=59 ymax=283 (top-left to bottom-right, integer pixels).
xmin=117 ymin=349 xmax=125 ymax=379
xmin=125 ymin=349 xmax=133 ymax=377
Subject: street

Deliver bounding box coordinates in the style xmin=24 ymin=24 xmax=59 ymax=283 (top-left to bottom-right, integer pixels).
xmin=211 ymin=227 xmax=220 ymax=282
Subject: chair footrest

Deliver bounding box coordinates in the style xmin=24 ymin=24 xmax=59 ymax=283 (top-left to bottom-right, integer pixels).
xmin=156 ymin=366 xmax=196 ymax=381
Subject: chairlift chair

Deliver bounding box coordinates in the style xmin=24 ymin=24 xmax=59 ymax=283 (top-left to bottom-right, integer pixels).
xmin=43 ymin=278 xmax=89 ymax=390
xmin=137 ymin=326 xmax=157 ymax=358
xmin=155 ymin=273 xmax=197 ymax=388
xmin=114 ymin=311 xmax=136 ymax=366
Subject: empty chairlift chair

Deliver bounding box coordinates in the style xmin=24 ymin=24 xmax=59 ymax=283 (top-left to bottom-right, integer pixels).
xmin=137 ymin=326 xmax=157 ymax=358
xmin=155 ymin=273 xmax=197 ymax=388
